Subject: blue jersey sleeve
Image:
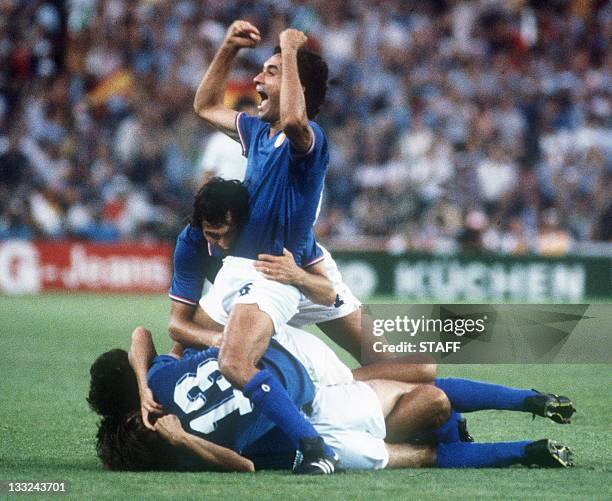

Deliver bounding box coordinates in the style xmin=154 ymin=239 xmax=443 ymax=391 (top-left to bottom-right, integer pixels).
xmin=236 ymin=112 xmax=262 ymax=157
xmin=289 ymin=121 xmax=328 ymax=172
xmin=168 ymin=225 xmax=206 ymax=306
xmin=299 ymin=236 xmax=324 ymax=268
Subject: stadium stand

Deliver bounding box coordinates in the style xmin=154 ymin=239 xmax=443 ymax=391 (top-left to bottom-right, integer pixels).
xmin=1 ymin=0 xmax=610 ymax=254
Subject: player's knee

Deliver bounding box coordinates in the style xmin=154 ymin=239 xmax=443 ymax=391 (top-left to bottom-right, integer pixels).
xmin=132 ymin=326 xmax=151 ymax=341
xmin=420 ymin=363 xmax=437 ymax=381
xmin=218 ymin=349 xmax=251 ymax=388
xmin=422 ymin=386 xmax=451 ymax=427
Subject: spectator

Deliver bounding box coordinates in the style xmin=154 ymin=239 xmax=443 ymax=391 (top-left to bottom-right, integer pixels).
xmin=0 ymin=0 xmax=609 ymax=258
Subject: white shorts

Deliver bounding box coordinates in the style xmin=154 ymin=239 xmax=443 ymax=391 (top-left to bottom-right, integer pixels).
xmin=309 ymin=381 xmax=388 ymax=470
xmin=274 ymin=325 xmax=353 ymax=388
xmin=200 ymin=246 xmax=360 ymax=330
xmin=288 ymin=245 xmax=361 ymax=328
xmin=199 ymin=256 xmax=301 ymax=334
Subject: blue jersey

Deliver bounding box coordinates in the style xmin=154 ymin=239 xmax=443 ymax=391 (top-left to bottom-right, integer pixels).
xmin=147 ymin=339 xmax=314 ymax=454
xmin=232 ymin=113 xmax=328 ymax=267
xmin=168 ymin=224 xmax=222 ymax=306
xmin=170 ymin=224 xmax=322 ymax=305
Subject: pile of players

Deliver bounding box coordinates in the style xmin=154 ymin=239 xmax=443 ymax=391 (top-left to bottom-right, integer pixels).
xmin=88 ymin=21 xmax=575 ymax=474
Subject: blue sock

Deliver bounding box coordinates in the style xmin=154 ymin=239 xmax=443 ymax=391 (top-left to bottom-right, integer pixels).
xmin=243 ymin=370 xmax=333 ymax=456
xmin=436 ymin=441 xmax=531 ymax=468
xmin=436 ymin=378 xmax=538 ymax=412
xmin=434 ymin=409 xmax=462 ymax=443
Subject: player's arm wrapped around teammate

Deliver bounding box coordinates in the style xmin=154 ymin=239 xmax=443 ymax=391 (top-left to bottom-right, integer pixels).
xmin=255 ymin=248 xmax=335 ymax=306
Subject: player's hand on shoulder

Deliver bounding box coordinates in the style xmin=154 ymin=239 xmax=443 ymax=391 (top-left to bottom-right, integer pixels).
xmin=279 ymin=28 xmax=308 ymax=51
xmin=140 ymin=387 xmax=163 ymax=431
xmin=154 ymin=414 xmax=185 ymax=446
xmin=224 ymin=20 xmax=261 ymax=49
xmin=255 ymin=248 xmax=301 ymax=285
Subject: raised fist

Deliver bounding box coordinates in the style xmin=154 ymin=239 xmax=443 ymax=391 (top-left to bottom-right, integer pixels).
xmin=279 ymin=28 xmax=308 ymax=51
xmin=224 ymin=20 xmax=261 ymax=49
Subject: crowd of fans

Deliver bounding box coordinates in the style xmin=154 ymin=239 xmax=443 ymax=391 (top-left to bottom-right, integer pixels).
xmin=0 ymin=0 xmax=610 ymax=255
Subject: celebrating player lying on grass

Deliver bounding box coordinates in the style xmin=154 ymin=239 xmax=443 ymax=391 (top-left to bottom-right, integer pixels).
xmin=188 ymin=19 xmax=393 ymax=473
xmin=87 ymin=326 xmax=576 ymax=472
xmin=166 ymin=177 xmax=436 ymax=468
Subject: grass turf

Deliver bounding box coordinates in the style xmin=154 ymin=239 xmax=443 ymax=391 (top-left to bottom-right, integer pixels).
xmin=0 ymin=294 xmax=611 ymax=500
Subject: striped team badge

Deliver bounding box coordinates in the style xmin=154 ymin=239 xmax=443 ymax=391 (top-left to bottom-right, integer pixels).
xmin=274 ymin=133 xmax=286 ymax=148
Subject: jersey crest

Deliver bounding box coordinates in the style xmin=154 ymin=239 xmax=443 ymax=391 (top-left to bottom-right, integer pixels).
xmin=274 ymin=133 xmax=286 ymax=148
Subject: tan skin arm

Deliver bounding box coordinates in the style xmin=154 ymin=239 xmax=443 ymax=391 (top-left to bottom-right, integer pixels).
xmin=155 ymin=415 xmax=255 ymax=472
xmin=168 ymin=302 xmax=223 ymax=348
xmin=129 ymin=331 xmax=253 ymax=471
xmin=278 ymin=29 xmax=313 ymax=152
xmin=193 ymin=20 xmax=261 ymax=139
xmin=255 ymin=248 xmax=335 ymax=306
xmin=128 ymin=326 xmax=163 ymax=430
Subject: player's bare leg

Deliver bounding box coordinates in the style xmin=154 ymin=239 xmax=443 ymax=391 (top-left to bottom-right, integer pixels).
xmin=318 ymin=308 xmax=437 ymax=382
xmin=385 ymin=443 xmax=436 ymax=468
xmin=219 ymin=302 xmax=337 ymax=473
xmin=385 ymin=440 xmax=574 ymax=469
xmin=364 ymin=380 xmax=451 ymax=443
xmin=384 ymin=385 xmax=451 ymax=443
xmin=316 ymin=308 xmax=364 ymax=360
xmin=352 ymin=357 xmax=436 ymax=384
xmin=218 ymin=303 xmax=274 ymax=387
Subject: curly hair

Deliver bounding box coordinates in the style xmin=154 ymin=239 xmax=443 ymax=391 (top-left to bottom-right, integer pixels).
xmin=191 ymin=177 xmax=249 ymax=229
xmin=274 ymin=46 xmax=329 ymax=119
xmin=95 ymin=413 xmax=180 ymax=471
xmin=87 ymin=349 xmax=140 ymax=418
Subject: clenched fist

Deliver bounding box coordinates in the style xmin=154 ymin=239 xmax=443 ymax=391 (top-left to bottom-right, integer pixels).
xmin=279 ymin=28 xmax=308 ymax=51
xmin=223 ymin=20 xmax=261 ymax=49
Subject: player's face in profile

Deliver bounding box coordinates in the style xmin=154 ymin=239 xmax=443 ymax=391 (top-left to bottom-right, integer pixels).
xmin=254 ymin=53 xmax=281 ymax=123
xmin=202 ymin=218 xmax=237 ymax=253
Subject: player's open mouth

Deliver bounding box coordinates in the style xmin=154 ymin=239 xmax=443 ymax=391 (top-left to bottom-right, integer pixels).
xmin=257 ymin=89 xmax=268 ymax=111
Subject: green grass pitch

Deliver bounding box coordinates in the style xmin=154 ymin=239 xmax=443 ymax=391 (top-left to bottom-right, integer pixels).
xmin=1 ymin=294 xmax=611 ymax=500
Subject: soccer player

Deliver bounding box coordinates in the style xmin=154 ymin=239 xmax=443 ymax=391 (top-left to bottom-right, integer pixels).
xmin=88 ymin=327 xmax=575 ymax=472
xmin=188 ymin=19 xmax=380 ymax=472
xmin=168 ymin=177 xmax=432 ymax=382
xmin=168 ymin=178 xmax=337 ymax=348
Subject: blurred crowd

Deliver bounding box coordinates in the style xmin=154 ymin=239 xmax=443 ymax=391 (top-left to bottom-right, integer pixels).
xmin=0 ymin=0 xmax=610 ymax=255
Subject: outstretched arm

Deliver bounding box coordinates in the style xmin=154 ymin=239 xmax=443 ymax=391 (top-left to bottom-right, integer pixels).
xmin=255 ymin=248 xmax=335 ymax=306
xmin=155 ymin=415 xmax=255 ymax=472
xmin=194 ymin=20 xmax=261 ymax=139
xmin=128 ymin=326 xmax=163 ymax=430
xmin=278 ymin=29 xmax=313 ymax=152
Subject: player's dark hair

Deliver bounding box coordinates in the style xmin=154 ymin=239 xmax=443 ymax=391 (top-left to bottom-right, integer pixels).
xmin=87 ymin=349 xmax=140 ymax=418
xmin=191 ymin=177 xmax=249 ymax=229
xmin=274 ymin=46 xmax=328 ymax=119
xmin=95 ymin=413 xmax=181 ymax=471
